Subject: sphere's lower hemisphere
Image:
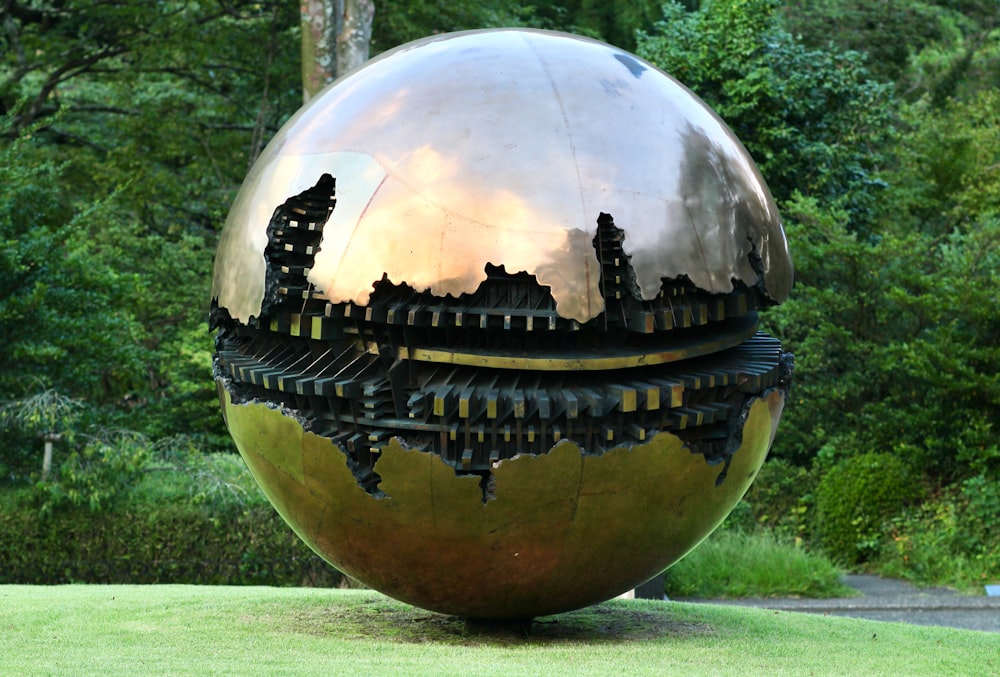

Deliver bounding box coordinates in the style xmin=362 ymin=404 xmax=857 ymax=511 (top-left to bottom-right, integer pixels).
xmin=219 ymin=386 xmax=783 ymax=618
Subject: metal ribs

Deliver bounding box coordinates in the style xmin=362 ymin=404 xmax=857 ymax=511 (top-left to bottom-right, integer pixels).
xmin=219 ymin=331 xmax=782 ymax=465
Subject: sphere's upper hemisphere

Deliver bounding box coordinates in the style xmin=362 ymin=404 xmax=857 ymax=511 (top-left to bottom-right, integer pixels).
xmin=211 ymin=29 xmax=792 ymax=326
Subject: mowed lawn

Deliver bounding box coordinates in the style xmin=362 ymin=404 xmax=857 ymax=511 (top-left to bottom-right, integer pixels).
xmin=2 ymin=585 xmax=996 ymax=676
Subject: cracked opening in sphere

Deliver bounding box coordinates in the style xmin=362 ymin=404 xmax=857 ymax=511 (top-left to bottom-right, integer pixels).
xmin=212 ymin=174 xmax=792 ymax=499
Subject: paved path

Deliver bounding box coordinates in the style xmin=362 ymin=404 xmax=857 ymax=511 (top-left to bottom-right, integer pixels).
xmin=684 ymin=575 xmax=1000 ymax=633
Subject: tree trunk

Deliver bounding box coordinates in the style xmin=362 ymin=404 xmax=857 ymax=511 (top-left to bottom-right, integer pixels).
xmin=336 ymin=0 xmax=375 ymax=78
xmin=300 ymin=0 xmax=340 ymax=103
xmin=300 ymin=0 xmax=374 ymax=103
xmin=41 ymin=433 xmax=61 ymax=480
xmin=42 ymin=438 xmax=53 ymax=480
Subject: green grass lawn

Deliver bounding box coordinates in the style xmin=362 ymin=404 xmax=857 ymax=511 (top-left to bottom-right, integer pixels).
xmin=2 ymin=585 xmax=996 ymax=676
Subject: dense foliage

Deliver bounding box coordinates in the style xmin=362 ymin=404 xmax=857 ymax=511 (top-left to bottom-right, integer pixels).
xmin=814 ymin=452 xmax=924 ymax=564
xmin=1 ymin=0 xmax=997 ymax=586
xmin=0 ymin=446 xmax=340 ymax=586
xmin=0 ymin=498 xmax=339 ymax=587
xmin=1 ymin=1 xmax=303 ymax=475
xmin=636 ymin=1 xmax=999 ymax=576
xmin=637 ymin=0 xmax=895 ymax=228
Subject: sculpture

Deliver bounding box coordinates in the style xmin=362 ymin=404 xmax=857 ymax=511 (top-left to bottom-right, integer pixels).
xmin=211 ymin=29 xmax=793 ymax=619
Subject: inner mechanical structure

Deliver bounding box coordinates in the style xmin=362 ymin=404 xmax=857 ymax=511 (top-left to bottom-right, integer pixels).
xmin=212 ymin=176 xmax=793 ymax=496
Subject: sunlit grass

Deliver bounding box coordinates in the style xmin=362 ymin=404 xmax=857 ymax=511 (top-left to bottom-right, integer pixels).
xmin=3 ymin=585 xmax=995 ymax=676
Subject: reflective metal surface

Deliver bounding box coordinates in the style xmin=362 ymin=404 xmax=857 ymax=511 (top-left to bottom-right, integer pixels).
xmin=212 ymin=29 xmax=792 ymax=325
xmin=221 ymin=386 xmax=784 ymax=619
xmin=211 ymin=28 xmax=796 ymax=618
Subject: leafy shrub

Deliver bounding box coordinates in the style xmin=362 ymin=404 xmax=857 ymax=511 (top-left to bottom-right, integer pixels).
xmin=0 ymin=432 xmax=342 ymax=587
xmin=34 ymin=429 xmax=151 ymax=514
xmin=716 ymin=497 xmax=757 ymax=533
xmin=146 ymin=437 xmax=261 ymax=510
xmin=814 ymin=452 xmax=924 ymax=564
xmin=30 ymin=431 xmax=256 ymax=514
xmin=0 ymin=489 xmax=340 ymax=587
xmin=742 ymin=457 xmax=817 ymax=541
xmin=877 ymin=474 xmax=1000 ymax=590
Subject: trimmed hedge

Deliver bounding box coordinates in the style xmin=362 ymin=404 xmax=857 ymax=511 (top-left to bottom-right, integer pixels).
xmin=814 ymin=452 xmax=924 ymax=565
xmin=0 ymin=498 xmax=342 ymax=587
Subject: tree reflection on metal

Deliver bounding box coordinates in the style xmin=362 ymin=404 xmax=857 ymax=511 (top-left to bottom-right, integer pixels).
xmin=211 ymin=29 xmax=794 ymax=619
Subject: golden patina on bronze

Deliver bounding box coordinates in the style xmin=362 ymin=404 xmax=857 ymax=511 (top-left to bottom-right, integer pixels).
xmin=211 ymin=29 xmax=792 ymax=326
xmin=221 ymin=387 xmax=783 ymax=619
xmin=395 ymin=314 xmax=759 ymax=371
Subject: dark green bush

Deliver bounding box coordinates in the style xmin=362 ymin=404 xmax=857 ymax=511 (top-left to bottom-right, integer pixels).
xmin=743 ymin=457 xmax=817 ymax=541
xmin=0 ymin=491 xmax=341 ymax=587
xmin=814 ymin=452 xmax=924 ymax=564
xmin=717 ymin=498 xmax=757 ymax=533
xmin=0 ymin=435 xmax=342 ymax=586
xmin=34 ymin=430 xmax=151 ymax=514
xmin=0 ymin=505 xmax=340 ymax=586
xmin=876 ymin=473 xmax=1000 ymax=590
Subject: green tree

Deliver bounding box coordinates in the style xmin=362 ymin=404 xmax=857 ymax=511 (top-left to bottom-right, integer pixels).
xmin=637 ymin=0 xmax=1000 ymax=490
xmin=572 ymin=0 xmax=663 ymax=49
xmin=370 ymin=0 xmax=523 ymax=52
xmin=636 ymin=0 xmax=896 ymax=230
xmin=513 ymin=0 xmax=676 ymax=48
xmin=762 ymin=93 xmax=1000 ymax=480
xmin=1 ymin=2 xmax=303 ymax=463
xmin=0 ymin=115 xmax=146 ymax=402
xmin=0 ymin=387 xmax=84 ymax=480
xmin=889 ymin=91 xmax=1000 ymax=232
xmin=763 ymin=194 xmax=999 ymax=480
xmin=781 ymin=1 xmax=948 ymax=84
xmin=781 ymin=1 xmax=1000 ymax=103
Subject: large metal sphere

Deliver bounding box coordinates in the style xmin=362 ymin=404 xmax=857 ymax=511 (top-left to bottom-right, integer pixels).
xmin=211 ymin=29 xmax=793 ymax=618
